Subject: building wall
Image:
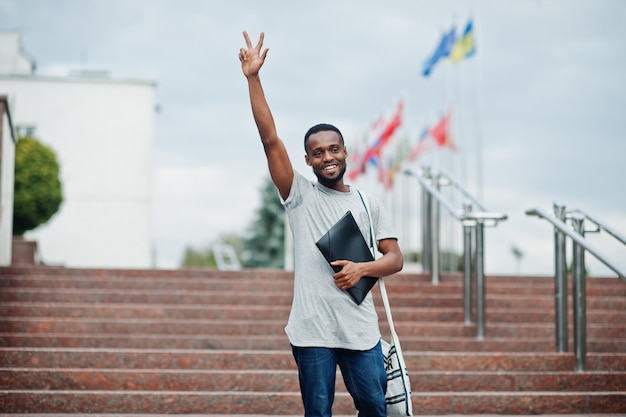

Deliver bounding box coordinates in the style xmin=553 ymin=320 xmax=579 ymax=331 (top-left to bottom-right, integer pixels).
xmin=0 ymin=32 xmax=34 ymax=75
xmin=0 ymin=75 xmax=156 ymax=268
xmin=0 ymin=97 xmax=16 ymax=266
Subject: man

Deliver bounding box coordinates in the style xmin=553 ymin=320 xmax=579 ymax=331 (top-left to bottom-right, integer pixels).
xmin=239 ymin=31 xmax=403 ymax=417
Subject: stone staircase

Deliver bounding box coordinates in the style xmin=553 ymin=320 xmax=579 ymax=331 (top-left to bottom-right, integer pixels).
xmin=0 ymin=265 xmax=625 ymax=414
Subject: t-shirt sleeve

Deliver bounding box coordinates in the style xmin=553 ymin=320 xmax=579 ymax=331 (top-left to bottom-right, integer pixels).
xmin=280 ymin=171 xmax=308 ymax=210
xmin=372 ymin=197 xmax=397 ymax=242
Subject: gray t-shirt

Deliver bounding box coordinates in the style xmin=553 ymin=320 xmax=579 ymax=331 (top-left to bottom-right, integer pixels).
xmin=282 ymin=171 xmax=397 ymax=350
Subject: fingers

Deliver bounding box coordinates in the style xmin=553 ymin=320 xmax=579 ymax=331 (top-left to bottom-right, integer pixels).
xmin=332 ymin=261 xmax=352 ymax=290
xmin=243 ymin=30 xmax=252 ymax=48
xmin=255 ymin=32 xmax=265 ymax=50
xmin=241 ymin=31 xmax=267 ymax=64
xmin=335 ymin=277 xmax=353 ymax=291
xmin=243 ymin=30 xmax=264 ymax=50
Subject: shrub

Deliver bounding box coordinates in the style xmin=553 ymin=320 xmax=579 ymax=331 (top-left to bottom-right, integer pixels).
xmin=12 ymin=136 xmax=63 ymax=235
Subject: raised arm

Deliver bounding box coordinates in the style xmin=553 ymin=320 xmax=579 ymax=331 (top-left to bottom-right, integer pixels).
xmin=240 ymin=31 xmax=294 ymax=200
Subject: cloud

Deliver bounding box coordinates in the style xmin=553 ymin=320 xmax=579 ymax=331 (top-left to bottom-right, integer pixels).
xmin=2 ymin=0 xmax=625 ymax=274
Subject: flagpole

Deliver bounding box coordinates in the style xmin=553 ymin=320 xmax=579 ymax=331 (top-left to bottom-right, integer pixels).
xmin=446 ymin=17 xmax=458 ymax=266
xmin=403 ymin=173 xmax=410 ymax=253
xmin=471 ymin=0 xmax=484 ymax=201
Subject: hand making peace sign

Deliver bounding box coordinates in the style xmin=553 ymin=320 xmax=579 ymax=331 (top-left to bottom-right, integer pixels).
xmin=239 ymin=31 xmax=269 ymax=78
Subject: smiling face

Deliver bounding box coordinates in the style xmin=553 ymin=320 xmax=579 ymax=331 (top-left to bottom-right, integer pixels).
xmin=304 ymin=130 xmax=349 ymax=191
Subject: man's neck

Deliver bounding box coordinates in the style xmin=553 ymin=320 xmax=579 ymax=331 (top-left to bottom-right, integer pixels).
xmin=318 ymin=179 xmax=350 ymax=193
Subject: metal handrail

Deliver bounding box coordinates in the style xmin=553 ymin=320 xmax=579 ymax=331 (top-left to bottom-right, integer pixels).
xmin=404 ymin=168 xmax=507 ymax=339
xmin=404 ymin=168 xmax=507 ymax=224
xmin=405 ymin=168 xmax=463 ymax=219
xmin=526 ymin=205 xmax=626 ymax=372
xmin=526 ymin=207 xmax=626 ymax=280
xmin=437 ymin=167 xmax=489 ymax=212
xmin=570 ymin=209 xmax=626 ymax=247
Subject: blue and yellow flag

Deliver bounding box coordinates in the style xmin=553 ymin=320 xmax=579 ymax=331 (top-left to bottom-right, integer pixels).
xmin=422 ymin=28 xmax=455 ymax=76
xmin=450 ymin=20 xmax=476 ymax=63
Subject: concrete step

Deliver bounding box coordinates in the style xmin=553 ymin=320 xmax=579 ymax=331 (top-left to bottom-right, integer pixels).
xmin=1 ymin=317 xmax=623 ymax=339
xmin=2 ymin=348 xmax=625 ymax=371
xmin=0 ymin=266 xmax=286 ymax=279
xmin=2 ymin=332 xmax=625 ymax=352
xmin=2 ymin=302 xmax=625 ymax=325
xmin=3 ymin=274 xmax=624 ymax=296
xmin=0 ymin=302 xmax=292 ymax=320
xmin=3 ymin=367 xmax=626 ymax=392
xmin=2 ymin=266 xmax=625 ymax=415
xmin=2 ymin=287 xmax=624 ymax=310
xmin=2 ymin=265 xmax=623 ymax=285
xmin=1 ymin=390 xmax=625 ymax=414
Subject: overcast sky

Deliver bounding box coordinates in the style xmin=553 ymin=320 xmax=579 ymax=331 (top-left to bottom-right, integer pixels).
xmin=2 ymin=0 xmax=625 ymax=276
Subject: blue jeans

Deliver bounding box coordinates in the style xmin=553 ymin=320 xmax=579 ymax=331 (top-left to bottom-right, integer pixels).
xmin=291 ymin=341 xmax=387 ymax=417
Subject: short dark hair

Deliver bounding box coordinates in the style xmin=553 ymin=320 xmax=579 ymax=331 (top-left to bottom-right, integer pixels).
xmin=304 ymin=123 xmax=344 ymax=152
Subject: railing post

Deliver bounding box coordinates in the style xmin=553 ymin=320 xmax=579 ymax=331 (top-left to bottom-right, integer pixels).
xmin=430 ymin=175 xmax=441 ymax=285
xmin=553 ymin=202 xmax=568 ymax=352
xmin=475 ymin=220 xmax=485 ymax=339
xmin=421 ymin=168 xmax=432 ymax=273
xmin=571 ymin=213 xmax=587 ymax=371
xmin=462 ymin=202 xmax=474 ymax=324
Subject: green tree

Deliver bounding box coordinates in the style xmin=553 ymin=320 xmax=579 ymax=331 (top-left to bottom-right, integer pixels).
xmin=180 ymin=245 xmax=217 ymax=268
xmin=241 ymin=176 xmax=285 ymax=268
xmin=180 ymin=232 xmax=244 ymax=268
xmin=12 ymin=136 xmax=63 ymax=236
xmin=178 ymin=177 xmax=284 ymax=269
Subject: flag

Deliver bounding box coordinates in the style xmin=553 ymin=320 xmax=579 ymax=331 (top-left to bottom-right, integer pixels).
xmin=382 ymin=136 xmax=411 ymax=189
xmin=408 ymin=127 xmax=432 ymax=161
xmin=349 ymin=100 xmax=404 ymax=178
xmin=346 ymin=137 xmax=364 ymax=180
xmin=348 ymin=142 xmax=361 ymax=166
xmin=364 ymin=100 xmax=404 ymax=159
xmin=381 ymin=156 xmax=394 ymax=190
xmin=347 ymin=133 xmax=370 ymax=181
xmin=429 ymin=110 xmax=456 ymax=151
xmin=371 ymin=153 xmax=394 ymax=190
xmin=450 ymin=19 xmax=476 ymax=63
xmin=422 ymin=28 xmax=455 ymax=77
xmin=391 ymin=135 xmax=411 ymax=171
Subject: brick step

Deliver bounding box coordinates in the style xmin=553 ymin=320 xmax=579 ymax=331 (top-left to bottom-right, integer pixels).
xmin=3 ymin=348 xmax=624 ymax=371
xmin=2 ymin=317 xmax=623 ymax=339
xmin=2 ymin=267 xmax=624 ymax=416
xmin=1 ymin=266 xmax=621 ymax=285
xmin=2 ymin=332 xmax=624 ymax=352
xmin=1 ymin=390 xmax=624 ymax=414
xmin=1 ymin=415 xmax=621 ymax=417
xmin=1 ymin=273 xmax=623 ymax=291
xmin=0 ymin=266 xmax=290 ymax=280
xmin=0 ymin=302 xmax=292 ymax=320
xmin=2 ymin=302 xmax=625 ymax=325
xmin=4 ymin=275 xmax=624 ymax=296
xmin=2 ymin=288 xmax=624 ymax=310
xmin=0 ymin=276 xmax=299 ymax=291
xmin=3 ymin=368 xmax=625 ymax=392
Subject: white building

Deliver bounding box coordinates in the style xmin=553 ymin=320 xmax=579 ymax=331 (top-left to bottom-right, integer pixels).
xmin=0 ymin=31 xmax=156 ymax=268
xmin=0 ymin=94 xmax=16 ymax=266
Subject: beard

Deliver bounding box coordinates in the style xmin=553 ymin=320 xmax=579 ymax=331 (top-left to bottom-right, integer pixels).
xmin=314 ymin=164 xmax=347 ymax=188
